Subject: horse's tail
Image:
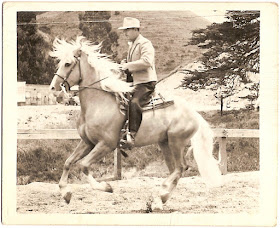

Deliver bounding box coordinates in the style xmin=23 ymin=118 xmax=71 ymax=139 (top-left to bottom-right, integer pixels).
xmin=191 ymin=114 xmax=223 ymax=187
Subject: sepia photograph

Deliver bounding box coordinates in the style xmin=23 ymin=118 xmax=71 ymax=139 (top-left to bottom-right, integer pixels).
xmin=2 ymin=1 xmax=278 ymax=226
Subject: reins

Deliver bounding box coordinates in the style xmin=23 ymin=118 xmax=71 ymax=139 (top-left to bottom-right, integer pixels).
xmin=78 ymin=76 xmax=110 ymax=92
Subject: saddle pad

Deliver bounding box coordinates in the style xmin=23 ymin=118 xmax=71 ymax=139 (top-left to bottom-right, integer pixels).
xmin=142 ymin=95 xmax=174 ymax=112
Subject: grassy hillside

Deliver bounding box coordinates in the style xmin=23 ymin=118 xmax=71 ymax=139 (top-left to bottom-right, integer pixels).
xmin=37 ymin=11 xmax=211 ymax=74
xmin=110 ymin=11 xmax=210 ymax=74
xmin=37 ymin=11 xmax=82 ymax=40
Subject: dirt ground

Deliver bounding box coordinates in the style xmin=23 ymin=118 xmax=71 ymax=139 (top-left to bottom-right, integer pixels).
xmin=17 ymin=105 xmax=80 ymax=129
xmin=17 ymin=171 xmax=259 ymax=214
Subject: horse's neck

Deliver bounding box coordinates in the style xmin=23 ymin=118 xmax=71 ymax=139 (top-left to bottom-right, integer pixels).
xmin=79 ymin=89 xmax=117 ymax=114
xmin=78 ymin=54 xmax=121 ymax=118
xmin=79 ymin=54 xmax=100 ymax=88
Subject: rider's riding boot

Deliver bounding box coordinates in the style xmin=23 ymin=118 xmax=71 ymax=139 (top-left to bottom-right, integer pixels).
xmin=120 ymin=131 xmax=136 ymax=150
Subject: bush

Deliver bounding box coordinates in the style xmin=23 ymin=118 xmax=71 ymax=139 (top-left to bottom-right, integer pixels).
xmin=200 ymin=109 xmax=259 ymax=129
xmin=17 ymin=109 xmax=259 ymax=183
xmin=122 ymin=145 xmax=162 ymax=170
xmin=17 ymin=139 xmax=80 ymax=184
xmin=226 ymin=138 xmax=259 ymax=172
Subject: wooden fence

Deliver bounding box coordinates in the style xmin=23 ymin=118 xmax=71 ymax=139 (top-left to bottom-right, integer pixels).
xmin=17 ymin=83 xmax=79 ymax=106
xmin=17 ymin=128 xmax=259 ymax=179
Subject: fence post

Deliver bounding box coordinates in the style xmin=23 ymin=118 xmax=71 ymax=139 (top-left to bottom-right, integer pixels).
xmin=31 ymin=90 xmax=37 ymax=105
xmin=37 ymin=92 xmax=42 ymax=105
xmin=114 ymin=148 xmax=122 ymax=180
xmin=25 ymin=92 xmax=31 ymax=105
xmin=218 ymin=137 xmax=227 ymax=175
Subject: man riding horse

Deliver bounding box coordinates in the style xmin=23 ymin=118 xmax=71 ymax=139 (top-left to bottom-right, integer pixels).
xmin=119 ymin=17 xmax=158 ymax=149
xmin=49 ymin=34 xmax=223 ymax=207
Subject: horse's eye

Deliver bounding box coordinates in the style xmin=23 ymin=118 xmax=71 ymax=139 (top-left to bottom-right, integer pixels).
xmin=65 ymin=63 xmax=71 ymax=67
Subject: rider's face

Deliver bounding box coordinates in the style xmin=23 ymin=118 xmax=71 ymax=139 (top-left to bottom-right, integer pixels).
xmin=123 ymin=28 xmax=139 ymax=42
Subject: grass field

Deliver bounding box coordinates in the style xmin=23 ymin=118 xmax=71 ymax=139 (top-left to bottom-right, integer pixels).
xmin=17 ymin=109 xmax=259 ymax=185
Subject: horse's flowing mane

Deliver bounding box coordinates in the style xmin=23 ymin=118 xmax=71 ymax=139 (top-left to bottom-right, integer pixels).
xmin=50 ymin=36 xmax=134 ymax=95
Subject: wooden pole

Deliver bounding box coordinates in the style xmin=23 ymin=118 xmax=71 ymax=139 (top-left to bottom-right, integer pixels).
xmin=218 ymin=137 xmax=227 ymax=175
xmin=114 ymin=148 xmax=122 ymax=180
xmin=37 ymin=92 xmax=42 ymax=105
xmin=25 ymin=92 xmax=31 ymax=105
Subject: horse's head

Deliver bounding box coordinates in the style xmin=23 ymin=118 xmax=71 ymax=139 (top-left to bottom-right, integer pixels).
xmin=49 ymin=36 xmax=134 ymax=98
xmin=49 ymin=37 xmax=84 ymax=93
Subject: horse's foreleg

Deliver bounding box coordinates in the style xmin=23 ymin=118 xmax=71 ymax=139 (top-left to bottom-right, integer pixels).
xmin=59 ymin=140 xmax=94 ymax=203
xmin=79 ymin=141 xmax=113 ymax=193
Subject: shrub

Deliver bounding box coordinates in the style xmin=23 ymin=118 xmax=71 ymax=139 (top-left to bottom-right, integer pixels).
xmin=227 ymin=138 xmax=259 ymax=172
xmin=17 ymin=139 xmax=80 ymax=184
xmin=17 ymin=109 xmax=259 ymax=183
xmin=122 ymin=145 xmax=162 ymax=171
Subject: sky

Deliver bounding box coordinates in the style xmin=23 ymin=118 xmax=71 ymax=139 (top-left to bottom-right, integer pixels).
xmin=191 ymin=9 xmax=228 ymax=23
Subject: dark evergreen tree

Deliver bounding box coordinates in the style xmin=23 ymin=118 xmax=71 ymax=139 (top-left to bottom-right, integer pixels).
xmin=17 ymin=12 xmax=55 ymax=84
xmin=79 ymin=11 xmax=119 ymax=60
xmin=182 ymin=10 xmax=260 ymax=89
xmin=182 ymin=10 xmax=260 ymax=114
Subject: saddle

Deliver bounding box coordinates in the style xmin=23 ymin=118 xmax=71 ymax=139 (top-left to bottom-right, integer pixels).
xmin=118 ymin=92 xmax=174 ymax=155
xmin=119 ymin=91 xmax=174 ymax=114
xmin=142 ymin=92 xmax=174 ymax=112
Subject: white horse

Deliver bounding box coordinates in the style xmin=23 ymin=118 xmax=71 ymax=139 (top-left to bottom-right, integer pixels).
xmin=49 ymin=36 xmax=223 ymax=208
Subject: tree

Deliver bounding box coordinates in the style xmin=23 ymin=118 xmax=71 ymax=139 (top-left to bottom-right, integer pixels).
xmin=181 ymin=11 xmax=260 ymax=114
xmin=242 ymin=81 xmax=260 ymax=110
xmin=17 ymin=12 xmax=55 ymax=84
xmin=79 ymin=11 xmax=119 ymax=60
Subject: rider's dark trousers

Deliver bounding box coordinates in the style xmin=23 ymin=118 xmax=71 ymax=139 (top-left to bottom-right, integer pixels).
xmin=129 ymin=81 xmax=156 ymax=133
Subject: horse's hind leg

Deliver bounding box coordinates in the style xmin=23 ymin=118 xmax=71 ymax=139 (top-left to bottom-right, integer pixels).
xmin=148 ymin=141 xmax=176 ymax=210
xmin=160 ymin=132 xmax=195 ymax=204
xmin=185 ymin=146 xmax=197 ymax=170
xmin=159 ymin=141 xmax=175 ymax=174
xmin=59 ymin=140 xmax=94 ymax=203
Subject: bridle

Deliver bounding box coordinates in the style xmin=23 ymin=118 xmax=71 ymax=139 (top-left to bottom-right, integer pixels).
xmin=54 ymin=50 xmax=118 ymax=94
xmin=54 ymin=52 xmax=82 ymax=91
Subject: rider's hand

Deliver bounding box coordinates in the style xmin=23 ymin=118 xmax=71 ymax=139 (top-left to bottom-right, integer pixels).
xmin=120 ymin=59 xmax=127 ymax=65
xmin=121 ymin=63 xmax=129 ymax=71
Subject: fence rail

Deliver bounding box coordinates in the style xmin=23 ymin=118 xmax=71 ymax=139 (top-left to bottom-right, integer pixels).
xmin=17 ymin=128 xmax=259 ymax=178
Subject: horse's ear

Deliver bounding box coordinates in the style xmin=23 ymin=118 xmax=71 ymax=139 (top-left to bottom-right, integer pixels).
xmin=75 ymin=49 xmax=82 ymax=58
xmin=78 ymin=49 xmax=82 ymax=56
xmin=76 ymin=36 xmax=85 ymax=45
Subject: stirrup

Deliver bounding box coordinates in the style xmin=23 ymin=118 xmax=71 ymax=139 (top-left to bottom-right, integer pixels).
xmin=120 ymin=132 xmax=135 ymax=150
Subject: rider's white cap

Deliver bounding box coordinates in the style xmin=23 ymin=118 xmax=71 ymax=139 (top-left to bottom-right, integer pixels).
xmin=118 ymin=17 xmax=140 ymax=30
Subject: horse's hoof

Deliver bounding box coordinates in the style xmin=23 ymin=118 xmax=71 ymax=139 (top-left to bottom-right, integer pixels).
xmin=60 ymin=186 xmax=72 ymax=204
xmin=160 ymin=190 xmax=170 ymax=204
xmin=151 ymin=197 xmax=163 ymax=211
xmin=63 ymin=191 xmax=72 ymax=204
xmin=101 ymin=182 xmax=113 ymax=193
